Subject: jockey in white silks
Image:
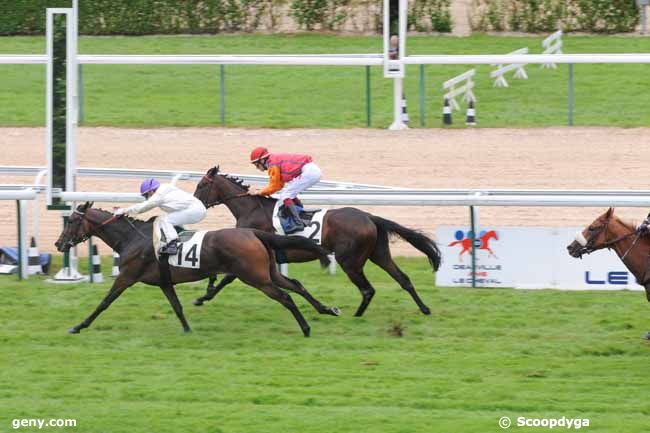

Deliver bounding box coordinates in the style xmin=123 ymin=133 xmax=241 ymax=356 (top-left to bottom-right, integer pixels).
xmin=115 ymin=178 xmax=207 ymax=255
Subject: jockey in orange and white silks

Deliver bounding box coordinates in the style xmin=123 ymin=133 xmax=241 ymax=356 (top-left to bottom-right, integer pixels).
xmin=115 ymin=178 xmax=207 ymax=255
xmin=249 ymin=147 xmax=322 ymax=233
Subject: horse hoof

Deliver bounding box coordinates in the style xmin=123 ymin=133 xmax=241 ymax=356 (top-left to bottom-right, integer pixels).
xmin=192 ymin=299 xmax=203 ymax=306
xmin=643 ymin=332 xmax=650 ymax=340
xmin=303 ymin=328 xmax=311 ymax=338
xmin=421 ymin=307 xmax=431 ymax=315
xmin=183 ymin=327 xmax=192 ymax=333
xmin=330 ymin=306 xmax=341 ymax=316
xmin=68 ymin=327 xmax=80 ymax=334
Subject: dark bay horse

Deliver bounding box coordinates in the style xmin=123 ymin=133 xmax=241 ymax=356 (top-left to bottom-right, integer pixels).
xmin=55 ymin=202 xmax=339 ymax=337
xmin=567 ymin=207 xmax=650 ymax=339
xmin=193 ymin=166 xmax=442 ymax=316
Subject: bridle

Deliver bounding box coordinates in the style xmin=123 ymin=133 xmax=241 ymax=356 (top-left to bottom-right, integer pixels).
xmin=575 ymin=214 xmax=639 ymax=260
xmin=199 ymin=175 xmax=253 ymax=208
xmin=66 ymin=208 xmax=146 ymax=248
xmin=65 ymin=209 xmax=119 ymax=247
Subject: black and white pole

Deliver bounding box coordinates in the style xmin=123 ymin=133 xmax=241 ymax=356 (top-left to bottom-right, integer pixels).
xmin=401 ymin=93 xmax=409 ymax=125
xmin=466 ymin=100 xmax=476 ymax=126
xmin=27 ymin=237 xmax=42 ymax=275
xmin=112 ymin=250 xmax=120 ymax=278
xmin=90 ymin=244 xmax=103 ymax=283
xmin=443 ymin=98 xmax=452 ymax=125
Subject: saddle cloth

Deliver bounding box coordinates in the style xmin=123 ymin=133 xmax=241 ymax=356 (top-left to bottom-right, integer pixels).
xmin=272 ymin=201 xmax=327 ymax=244
xmin=153 ymin=217 xmax=207 ymax=268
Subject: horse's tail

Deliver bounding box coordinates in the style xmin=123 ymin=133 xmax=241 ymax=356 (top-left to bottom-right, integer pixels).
xmin=252 ymin=230 xmax=331 ymax=268
xmin=369 ymin=215 xmax=442 ymax=271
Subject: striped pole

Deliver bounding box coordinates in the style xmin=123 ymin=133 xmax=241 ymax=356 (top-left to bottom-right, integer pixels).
xmin=91 ymin=245 xmax=103 ymax=283
xmin=400 ymin=93 xmax=409 ymax=125
xmin=27 ymin=237 xmax=42 ymax=275
xmin=465 ymin=100 xmax=476 ymax=126
xmin=112 ymin=250 xmax=120 ymax=278
xmin=443 ymin=98 xmax=452 ymax=125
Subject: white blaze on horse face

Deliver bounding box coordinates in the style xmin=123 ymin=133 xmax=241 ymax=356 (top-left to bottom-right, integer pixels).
xmin=575 ymin=231 xmax=588 ymax=247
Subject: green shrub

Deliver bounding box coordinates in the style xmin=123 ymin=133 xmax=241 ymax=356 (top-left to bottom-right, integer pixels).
xmin=470 ymin=0 xmax=639 ymax=33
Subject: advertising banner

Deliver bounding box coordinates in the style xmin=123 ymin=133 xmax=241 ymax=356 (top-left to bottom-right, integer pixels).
xmin=435 ymin=226 xmax=642 ymax=291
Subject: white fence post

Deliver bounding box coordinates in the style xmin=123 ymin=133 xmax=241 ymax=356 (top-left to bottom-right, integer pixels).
xmin=541 ymin=30 xmax=563 ymax=69
xmin=491 ymin=48 xmax=529 ymax=87
xmin=443 ymin=69 xmax=476 ymax=111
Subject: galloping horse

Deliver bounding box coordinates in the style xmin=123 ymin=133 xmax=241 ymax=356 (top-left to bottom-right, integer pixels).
xmin=193 ymin=166 xmax=442 ymax=316
xmin=55 ymin=202 xmax=339 ymax=337
xmin=567 ymin=207 xmax=650 ymax=339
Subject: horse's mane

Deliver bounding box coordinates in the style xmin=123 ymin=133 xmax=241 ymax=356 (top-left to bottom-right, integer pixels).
xmin=221 ymin=173 xmax=250 ymax=191
xmin=215 ymin=168 xmax=276 ymax=204
xmin=92 ymin=207 xmax=153 ymax=226
xmin=616 ymin=215 xmax=639 ymax=233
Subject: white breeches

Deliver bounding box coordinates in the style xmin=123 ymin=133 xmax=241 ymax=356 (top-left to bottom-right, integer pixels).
xmin=275 ymin=162 xmax=322 ymax=201
xmin=159 ymin=203 xmax=207 ymax=242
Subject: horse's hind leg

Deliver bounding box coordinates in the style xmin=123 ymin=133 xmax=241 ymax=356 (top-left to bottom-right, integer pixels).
xmin=369 ymin=235 xmax=431 ymax=315
xmin=240 ymin=273 xmax=311 ymax=337
xmin=272 ymin=270 xmax=340 ymax=316
xmin=193 ymin=274 xmax=237 ymax=306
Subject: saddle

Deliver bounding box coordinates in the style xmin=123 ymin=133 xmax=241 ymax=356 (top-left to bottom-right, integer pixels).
xmin=278 ymin=204 xmax=321 ymax=232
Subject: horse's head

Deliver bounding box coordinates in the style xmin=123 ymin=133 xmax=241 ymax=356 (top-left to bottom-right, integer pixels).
xmin=194 ymin=165 xmax=250 ymax=208
xmin=55 ymin=202 xmax=95 ymax=252
xmin=567 ymin=207 xmax=623 ymax=258
xmin=194 ymin=166 xmax=220 ymax=206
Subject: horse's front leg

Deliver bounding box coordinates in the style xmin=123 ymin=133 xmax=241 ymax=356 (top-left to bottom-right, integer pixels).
xmin=69 ymin=275 xmax=134 ymax=334
xmin=639 ymin=282 xmax=650 ymax=340
xmin=193 ymin=274 xmax=237 ymax=306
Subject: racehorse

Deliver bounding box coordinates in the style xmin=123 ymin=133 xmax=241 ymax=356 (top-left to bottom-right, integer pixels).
xmin=55 ymin=202 xmax=340 ymax=337
xmin=567 ymin=207 xmax=650 ymax=339
xmin=193 ymin=166 xmax=442 ymax=316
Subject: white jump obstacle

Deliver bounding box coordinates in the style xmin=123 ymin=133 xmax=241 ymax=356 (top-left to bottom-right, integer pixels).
xmin=491 ymin=48 xmax=529 ymax=87
xmin=443 ymin=69 xmax=476 ymax=111
xmin=541 ymin=30 xmax=563 ymax=69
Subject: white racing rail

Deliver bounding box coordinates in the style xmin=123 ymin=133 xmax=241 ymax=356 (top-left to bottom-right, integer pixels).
xmin=0 ymin=190 xmax=38 ymax=280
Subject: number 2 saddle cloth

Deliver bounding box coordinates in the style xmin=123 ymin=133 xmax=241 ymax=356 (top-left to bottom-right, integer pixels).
xmin=271 ymin=201 xmax=328 ymax=245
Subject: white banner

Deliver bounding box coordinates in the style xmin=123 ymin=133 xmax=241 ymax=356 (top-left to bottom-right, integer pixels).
xmin=435 ymin=226 xmax=642 ymax=291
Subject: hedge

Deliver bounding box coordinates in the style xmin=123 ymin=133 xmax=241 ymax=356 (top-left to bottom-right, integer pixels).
xmin=470 ymin=0 xmax=640 ymax=33
xmin=2 ymin=0 xmax=452 ymax=35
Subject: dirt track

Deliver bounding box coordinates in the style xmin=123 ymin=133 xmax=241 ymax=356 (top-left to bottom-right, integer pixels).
xmin=2 ymin=126 xmax=649 ymax=256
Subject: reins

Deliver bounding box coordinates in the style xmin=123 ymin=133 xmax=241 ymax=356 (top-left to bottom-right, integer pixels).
xmin=201 ymin=175 xmax=268 ymax=217
xmin=75 ymin=209 xmax=147 ymax=242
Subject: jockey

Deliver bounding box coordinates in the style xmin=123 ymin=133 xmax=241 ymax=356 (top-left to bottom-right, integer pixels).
xmin=115 ymin=178 xmax=207 ymax=255
xmin=249 ymin=146 xmax=321 ymax=234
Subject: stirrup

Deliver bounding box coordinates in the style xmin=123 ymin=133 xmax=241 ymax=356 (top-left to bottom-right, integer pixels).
xmin=159 ymin=240 xmax=179 ymax=255
xmin=284 ymin=221 xmax=305 ymax=234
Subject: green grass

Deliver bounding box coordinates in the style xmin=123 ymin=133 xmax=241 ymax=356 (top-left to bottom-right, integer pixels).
xmin=1 ymin=257 xmax=650 ymax=432
xmin=0 ymin=33 xmax=649 ymax=128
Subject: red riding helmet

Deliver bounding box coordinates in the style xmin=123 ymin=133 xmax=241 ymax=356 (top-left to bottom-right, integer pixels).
xmin=250 ymin=146 xmax=270 ymax=163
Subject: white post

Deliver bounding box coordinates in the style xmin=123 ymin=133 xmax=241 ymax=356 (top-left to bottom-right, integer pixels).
xmin=67 ymin=7 xmax=77 ymax=195
xmin=328 ymin=253 xmax=336 ymax=275
xmin=389 ymin=77 xmax=407 ymax=130
xmin=18 ymin=200 xmax=29 ymax=280
xmin=32 ymin=169 xmax=47 ymax=241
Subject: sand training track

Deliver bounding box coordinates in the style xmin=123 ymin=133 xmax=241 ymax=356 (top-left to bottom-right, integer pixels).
xmin=1 ymin=126 xmax=649 ymax=256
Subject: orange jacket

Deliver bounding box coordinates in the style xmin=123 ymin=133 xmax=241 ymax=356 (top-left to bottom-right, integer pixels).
xmin=259 ymin=165 xmax=284 ymax=196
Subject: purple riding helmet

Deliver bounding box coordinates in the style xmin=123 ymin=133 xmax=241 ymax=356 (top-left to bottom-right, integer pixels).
xmin=140 ymin=178 xmax=160 ymax=197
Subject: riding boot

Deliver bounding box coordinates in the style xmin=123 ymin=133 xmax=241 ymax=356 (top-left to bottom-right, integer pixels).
xmin=284 ymin=203 xmax=306 ymax=234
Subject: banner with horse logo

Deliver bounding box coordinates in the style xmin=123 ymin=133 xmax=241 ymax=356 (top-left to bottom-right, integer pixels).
xmin=436 ymin=226 xmax=642 ymax=290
